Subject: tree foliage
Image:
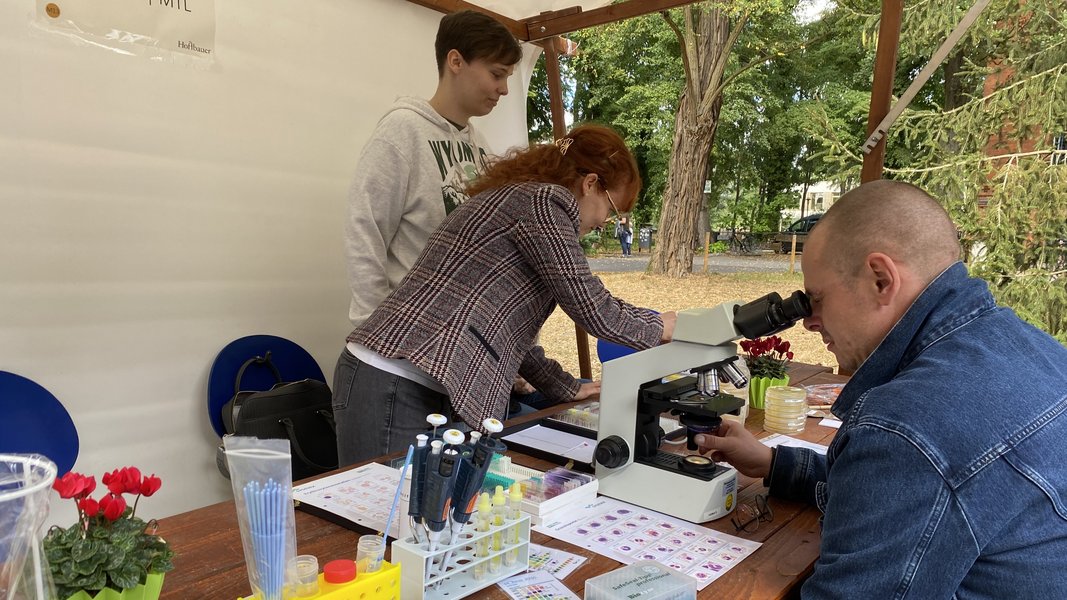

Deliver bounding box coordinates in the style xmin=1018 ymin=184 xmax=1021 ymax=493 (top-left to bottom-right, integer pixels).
xmin=524 ymin=0 xmax=1065 ymax=341
xmin=816 ymin=0 xmax=1067 ymax=341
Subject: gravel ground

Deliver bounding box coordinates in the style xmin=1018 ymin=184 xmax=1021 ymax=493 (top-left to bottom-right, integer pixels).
xmin=539 ymin=265 xmax=837 ymax=381
xmin=587 ymin=251 xmax=804 ymax=274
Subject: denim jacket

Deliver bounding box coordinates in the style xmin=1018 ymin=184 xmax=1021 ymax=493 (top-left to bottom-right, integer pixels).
xmin=768 ymin=262 xmax=1067 ymax=599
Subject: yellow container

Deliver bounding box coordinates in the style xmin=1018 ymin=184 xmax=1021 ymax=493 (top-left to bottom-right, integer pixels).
xmin=239 ymin=560 xmax=401 ymax=600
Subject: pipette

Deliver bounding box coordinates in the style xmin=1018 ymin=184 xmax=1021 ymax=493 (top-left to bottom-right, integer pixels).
xmin=447 ymin=419 xmax=501 ymax=543
xmin=421 ymin=431 xmax=464 ymax=581
xmin=407 ymin=434 xmax=430 ymax=544
xmin=437 ymin=419 xmax=501 ymax=578
xmin=426 ymin=413 xmax=448 ymax=440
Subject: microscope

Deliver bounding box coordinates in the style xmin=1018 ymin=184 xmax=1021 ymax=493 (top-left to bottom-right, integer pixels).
xmin=594 ymin=291 xmax=811 ymax=523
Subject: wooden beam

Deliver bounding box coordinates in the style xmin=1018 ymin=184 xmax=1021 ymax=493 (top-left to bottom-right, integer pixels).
xmin=861 ymin=0 xmax=904 ymax=183
xmin=540 ymin=36 xmax=593 ymax=379
xmin=522 ymin=0 xmax=702 ymax=41
xmin=402 ymin=0 xmax=528 ymax=40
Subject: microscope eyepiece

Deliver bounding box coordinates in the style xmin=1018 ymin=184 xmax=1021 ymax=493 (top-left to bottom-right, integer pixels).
xmin=733 ymin=290 xmax=812 ymax=339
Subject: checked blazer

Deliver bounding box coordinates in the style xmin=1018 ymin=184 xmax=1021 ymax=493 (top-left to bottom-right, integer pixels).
xmin=348 ymin=181 xmax=664 ymax=427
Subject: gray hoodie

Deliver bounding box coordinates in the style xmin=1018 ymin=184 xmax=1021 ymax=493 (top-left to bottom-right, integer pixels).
xmin=345 ymin=97 xmax=493 ymax=326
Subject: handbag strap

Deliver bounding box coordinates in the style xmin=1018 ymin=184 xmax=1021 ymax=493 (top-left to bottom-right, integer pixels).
xmin=233 ymin=351 xmax=283 ymax=395
xmin=280 ymin=416 xmax=338 ymax=472
xmin=317 ymin=409 xmax=336 ymax=434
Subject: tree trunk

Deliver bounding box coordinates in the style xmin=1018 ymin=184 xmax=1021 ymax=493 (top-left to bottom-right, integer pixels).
xmin=651 ymin=93 xmax=720 ymax=276
xmin=650 ymin=7 xmax=731 ymax=277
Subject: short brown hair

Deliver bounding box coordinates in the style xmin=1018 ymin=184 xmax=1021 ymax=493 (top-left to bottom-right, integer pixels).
xmin=435 ymin=10 xmax=522 ymax=75
xmin=466 ymin=124 xmax=642 ymax=211
xmin=814 ymin=180 xmax=961 ymax=281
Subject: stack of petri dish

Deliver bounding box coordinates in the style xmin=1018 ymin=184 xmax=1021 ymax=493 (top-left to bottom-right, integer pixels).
xmin=764 ymin=386 xmax=808 ymax=434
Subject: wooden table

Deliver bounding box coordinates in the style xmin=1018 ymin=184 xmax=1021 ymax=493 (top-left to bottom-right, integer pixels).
xmin=160 ymin=362 xmax=846 ymax=599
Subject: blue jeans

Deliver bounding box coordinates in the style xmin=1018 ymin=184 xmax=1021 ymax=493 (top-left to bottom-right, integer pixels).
xmin=332 ymin=347 xmax=457 ymax=467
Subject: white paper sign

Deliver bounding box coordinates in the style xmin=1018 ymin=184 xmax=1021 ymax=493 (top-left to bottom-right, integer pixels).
xmin=37 ymin=0 xmax=216 ymax=59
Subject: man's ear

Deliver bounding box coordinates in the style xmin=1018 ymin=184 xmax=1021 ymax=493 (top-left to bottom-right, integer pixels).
xmin=866 ymin=252 xmax=901 ymax=306
xmin=445 ymin=49 xmax=465 ymax=74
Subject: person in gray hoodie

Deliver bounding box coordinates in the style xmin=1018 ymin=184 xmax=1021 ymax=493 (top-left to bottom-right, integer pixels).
xmin=343 ymin=10 xmax=522 ymax=328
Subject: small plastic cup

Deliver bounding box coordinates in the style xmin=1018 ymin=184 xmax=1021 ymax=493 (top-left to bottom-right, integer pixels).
xmin=356 ymin=534 xmax=385 ymax=574
xmin=288 ymin=555 xmax=319 ymax=597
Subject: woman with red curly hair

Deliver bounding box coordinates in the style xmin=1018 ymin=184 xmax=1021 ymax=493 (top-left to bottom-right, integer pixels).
xmin=333 ymin=124 xmax=677 ymax=465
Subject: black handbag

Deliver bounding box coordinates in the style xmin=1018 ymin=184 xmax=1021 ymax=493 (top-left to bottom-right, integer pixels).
xmin=217 ymin=352 xmax=338 ymax=481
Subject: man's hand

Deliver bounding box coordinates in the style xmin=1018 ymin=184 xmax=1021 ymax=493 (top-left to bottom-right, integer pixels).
xmin=660 ymin=311 xmax=677 ymax=343
xmin=694 ymin=420 xmax=773 ymax=479
xmin=574 ymin=380 xmax=601 ymax=401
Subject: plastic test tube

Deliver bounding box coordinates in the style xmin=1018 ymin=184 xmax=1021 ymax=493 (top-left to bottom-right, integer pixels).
xmin=489 ymin=485 xmax=506 ymax=574
xmin=504 ymin=482 xmax=522 ymax=566
xmin=473 ymin=492 xmax=491 ymax=581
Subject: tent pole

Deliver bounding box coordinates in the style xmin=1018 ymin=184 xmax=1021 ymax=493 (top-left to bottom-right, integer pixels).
xmin=861 ymin=0 xmax=904 ymax=183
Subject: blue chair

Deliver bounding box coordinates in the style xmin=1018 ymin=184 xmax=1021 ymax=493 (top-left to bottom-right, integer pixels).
xmin=0 ymin=371 xmax=79 ymax=475
xmin=596 ymin=338 xmax=640 ymax=363
xmin=207 ymin=335 xmax=326 ymax=437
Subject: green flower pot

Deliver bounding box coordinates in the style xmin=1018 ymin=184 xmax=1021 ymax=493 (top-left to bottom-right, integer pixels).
xmin=66 ymin=573 xmax=164 ymax=600
xmin=749 ymin=376 xmax=789 ymax=410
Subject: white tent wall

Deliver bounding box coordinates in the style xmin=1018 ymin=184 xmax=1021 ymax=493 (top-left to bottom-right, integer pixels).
xmin=0 ymin=0 xmax=557 ymax=527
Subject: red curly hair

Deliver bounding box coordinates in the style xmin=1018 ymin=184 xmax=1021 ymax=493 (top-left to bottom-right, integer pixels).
xmin=465 ymin=124 xmax=642 ymax=211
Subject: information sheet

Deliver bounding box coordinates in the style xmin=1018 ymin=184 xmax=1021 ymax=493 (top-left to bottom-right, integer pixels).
xmin=535 ymin=496 xmax=760 ymax=590
xmin=498 ymin=570 xmax=580 ymax=600
xmin=527 ymin=543 xmax=588 ymax=580
xmin=291 ymin=463 xmax=404 ymax=538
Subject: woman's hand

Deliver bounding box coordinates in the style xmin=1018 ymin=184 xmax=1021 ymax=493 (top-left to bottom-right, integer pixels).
xmin=659 ymin=311 xmax=677 ymax=343
xmin=574 ymin=380 xmax=601 ymax=401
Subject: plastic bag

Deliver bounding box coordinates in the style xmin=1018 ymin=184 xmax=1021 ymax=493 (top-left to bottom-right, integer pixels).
xmin=224 ymin=436 xmax=298 ymax=600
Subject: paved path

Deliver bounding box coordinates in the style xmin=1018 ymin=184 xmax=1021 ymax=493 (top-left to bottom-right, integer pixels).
xmin=588 ymin=252 xmax=802 ymax=274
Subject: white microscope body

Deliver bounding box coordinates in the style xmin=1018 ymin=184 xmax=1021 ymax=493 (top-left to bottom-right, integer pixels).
xmin=594 ymin=292 xmax=810 ymax=524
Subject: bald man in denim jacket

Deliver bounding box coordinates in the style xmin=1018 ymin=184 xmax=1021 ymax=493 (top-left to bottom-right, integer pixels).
xmin=699 ymin=180 xmax=1067 ymax=598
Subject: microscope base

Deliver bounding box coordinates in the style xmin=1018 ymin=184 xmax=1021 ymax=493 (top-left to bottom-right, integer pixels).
xmin=596 ymin=460 xmax=738 ymax=523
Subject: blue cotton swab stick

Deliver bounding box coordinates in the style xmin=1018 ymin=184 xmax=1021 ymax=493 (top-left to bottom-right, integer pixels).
xmin=381 ymin=444 xmax=415 ymax=539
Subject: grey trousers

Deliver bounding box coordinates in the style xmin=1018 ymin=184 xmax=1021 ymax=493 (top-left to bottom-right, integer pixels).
xmin=332 ymin=347 xmax=455 ymax=468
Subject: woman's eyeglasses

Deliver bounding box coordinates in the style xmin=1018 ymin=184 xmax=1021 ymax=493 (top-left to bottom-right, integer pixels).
xmin=605 ymin=188 xmax=621 ymax=220
xmin=731 ymin=494 xmax=773 ymax=533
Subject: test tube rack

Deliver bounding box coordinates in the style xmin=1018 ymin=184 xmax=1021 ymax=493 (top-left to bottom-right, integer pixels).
xmin=237 ymin=560 xmax=401 ymax=600
xmin=390 ymin=515 xmax=531 ymax=600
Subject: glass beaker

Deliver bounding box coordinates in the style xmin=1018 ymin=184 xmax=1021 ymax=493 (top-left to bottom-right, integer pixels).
xmin=1 ymin=453 xmax=59 ymax=600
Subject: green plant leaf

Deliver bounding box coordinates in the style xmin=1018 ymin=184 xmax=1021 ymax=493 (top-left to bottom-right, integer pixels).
xmin=108 ymin=563 xmax=145 ymax=590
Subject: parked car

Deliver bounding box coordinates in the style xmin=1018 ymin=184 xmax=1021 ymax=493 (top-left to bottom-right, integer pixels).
xmin=774 ymin=213 xmax=822 ymax=253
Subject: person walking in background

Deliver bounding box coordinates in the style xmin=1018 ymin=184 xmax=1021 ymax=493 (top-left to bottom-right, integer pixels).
xmin=333 ymin=124 xmax=677 ymax=465
xmin=618 ymin=215 xmax=633 ymax=256
xmin=696 ymin=180 xmax=1067 ymax=599
xmin=342 ymin=10 xmax=522 ymax=328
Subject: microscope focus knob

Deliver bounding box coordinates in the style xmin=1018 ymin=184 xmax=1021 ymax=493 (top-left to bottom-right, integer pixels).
xmin=595 ymin=436 xmax=630 ymax=469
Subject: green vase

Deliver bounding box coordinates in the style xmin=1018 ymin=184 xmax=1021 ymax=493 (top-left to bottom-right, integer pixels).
xmin=749 ymin=376 xmax=789 ymax=410
xmin=66 ymin=573 xmax=164 ymax=600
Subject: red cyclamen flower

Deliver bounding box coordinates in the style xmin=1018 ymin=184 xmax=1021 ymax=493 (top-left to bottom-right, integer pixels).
xmin=78 ymin=497 xmax=100 ymax=517
xmin=140 ymin=475 xmax=162 ymax=497
xmin=99 ymin=493 xmax=127 ymax=522
xmin=53 ymin=472 xmax=96 ymax=500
